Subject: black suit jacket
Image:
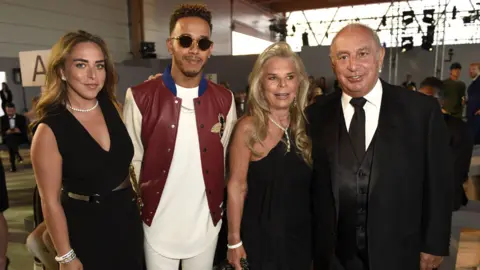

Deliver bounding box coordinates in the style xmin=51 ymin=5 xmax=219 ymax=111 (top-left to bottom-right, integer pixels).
xmin=307 ymin=81 xmax=453 ymax=270
xmin=1 ymin=114 xmax=28 ymax=142
xmin=444 ymin=114 xmax=472 ymax=210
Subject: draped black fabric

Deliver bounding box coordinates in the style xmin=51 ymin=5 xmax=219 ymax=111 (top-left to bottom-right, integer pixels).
xmin=241 ymin=137 xmax=312 ymax=269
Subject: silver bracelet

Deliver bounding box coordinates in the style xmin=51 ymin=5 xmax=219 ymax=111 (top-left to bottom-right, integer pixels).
xmin=55 ymin=249 xmax=76 ymax=264
xmin=227 ymin=241 xmax=243 ymax=249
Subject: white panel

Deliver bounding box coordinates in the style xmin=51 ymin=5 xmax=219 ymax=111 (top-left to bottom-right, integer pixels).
xmin=0 ymin=0 xmax=130 ymax=61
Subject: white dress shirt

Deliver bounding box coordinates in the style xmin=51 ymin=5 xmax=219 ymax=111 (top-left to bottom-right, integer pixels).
xmin=341 ymin=79 xmax=383 ymax=150
xmin=9 ymin=115 xmax=16 ymax=129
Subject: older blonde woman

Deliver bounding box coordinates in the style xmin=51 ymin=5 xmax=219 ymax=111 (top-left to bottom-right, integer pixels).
xmin=226 ymin=42 xmax=313 ymax=269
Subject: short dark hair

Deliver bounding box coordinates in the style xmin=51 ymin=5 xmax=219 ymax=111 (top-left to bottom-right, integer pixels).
xmin=420 ymin=77 xmax=444 ymax=97
xmin=5 ymin=102 xmax=15 ymax=108
xmin=169 ymin=4 xmax=213 ymax=34
xmin=450 ymin=62 xmax=462 ymax=70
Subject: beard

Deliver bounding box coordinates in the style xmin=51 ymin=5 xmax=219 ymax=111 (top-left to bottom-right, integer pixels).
xmin=173 ymin=55 xmax=206 ymax=78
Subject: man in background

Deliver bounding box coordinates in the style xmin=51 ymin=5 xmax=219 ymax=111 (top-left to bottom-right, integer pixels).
xmin=402 ymin=73 xmax=416 ymax=90
xmin=0 ymin=103 xmax=28 ymax=172
xmin=443 ymin=63 xmax=466 ymax=119
xmin=466 ymin=63 xmax=480 ymax=143
xmin=419 ymin=77 xmax=472 ymax=210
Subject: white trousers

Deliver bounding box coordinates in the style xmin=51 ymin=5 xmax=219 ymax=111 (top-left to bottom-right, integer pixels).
xmin=145 ymin=235 xmax=219 ymax=270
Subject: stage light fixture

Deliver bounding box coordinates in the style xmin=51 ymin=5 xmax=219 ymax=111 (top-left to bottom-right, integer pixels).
xmin=421 ymin=25 xmax=435 ymax=52
xmin=402 ymin=10 xmax=415 ymax=25
xmin=401 ymin=36 xmax=413 ymax=53
xmin=423 ymin=9 xmax=435 ymax=24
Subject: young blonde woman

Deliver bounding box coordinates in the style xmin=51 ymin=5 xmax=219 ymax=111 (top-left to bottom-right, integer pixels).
xmin=227 ymin=42 xmax=313 ymax=269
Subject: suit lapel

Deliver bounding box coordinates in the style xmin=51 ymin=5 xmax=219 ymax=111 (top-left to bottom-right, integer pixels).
xmin=321 ymin=92 xmax=342 ymax=217
xmin=369 ymin=83 xmax=400 ymax=199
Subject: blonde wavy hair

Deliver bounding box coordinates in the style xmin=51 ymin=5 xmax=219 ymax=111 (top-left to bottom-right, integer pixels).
xmin=246 ymin=42 xmax=312 ymax=165
xmin=33 ymin=30 xmax=119 ymax=128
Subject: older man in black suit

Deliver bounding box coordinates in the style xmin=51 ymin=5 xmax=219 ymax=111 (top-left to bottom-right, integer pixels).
xmin=308 ymin=24 xmax=453 ymax=270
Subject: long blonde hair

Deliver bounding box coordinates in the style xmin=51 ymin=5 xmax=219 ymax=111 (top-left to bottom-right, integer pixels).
xmin=33 ymin=30 xmax=119 ymax=127
xmin=246 ymin=42 xmax=312 ymax=165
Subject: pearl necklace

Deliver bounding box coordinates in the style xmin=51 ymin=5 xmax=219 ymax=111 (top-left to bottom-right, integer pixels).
xmin=67 ymin=100 xmax=99 ymax=113
xmin=268 ymin=116 xmax=291 ymax=152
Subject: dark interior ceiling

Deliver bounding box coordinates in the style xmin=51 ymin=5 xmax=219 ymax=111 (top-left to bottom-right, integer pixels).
xmin=250 ymin=0 xmax=406 ymax=13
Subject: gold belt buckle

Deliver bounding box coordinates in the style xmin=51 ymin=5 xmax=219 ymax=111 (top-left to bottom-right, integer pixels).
xmin=67 ymin=192 xmax=100 ymax=203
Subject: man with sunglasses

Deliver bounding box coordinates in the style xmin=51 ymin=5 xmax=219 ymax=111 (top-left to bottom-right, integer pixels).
xmin=124 ymin=4 xmax=236 ymax=270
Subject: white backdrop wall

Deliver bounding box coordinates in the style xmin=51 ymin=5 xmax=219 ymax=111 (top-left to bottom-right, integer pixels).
xmin=0 ymin=0 xmax=130 ymax=62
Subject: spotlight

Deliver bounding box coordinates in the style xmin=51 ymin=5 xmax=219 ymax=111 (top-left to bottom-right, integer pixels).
xmin=423 ymin=9 xmax=435 ymax=24
xmin=302 ymin=32 xmax=309 ymax=47
xmin=402 ymin=10 xmax=415 ymax=25
xmin=421 ymin=36 xmax=433 ymax=51
xmin=421 ymin=25 xmax=435 ymax=51
xmin=381 ymin=15 xmax=387 ymax=26
xmin=401 ymin=36 xmax=413 ymax=53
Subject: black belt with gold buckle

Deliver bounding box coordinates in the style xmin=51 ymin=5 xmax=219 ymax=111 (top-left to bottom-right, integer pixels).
xmin=64 ymin=178 xmax=131 ymax=204
xmin=66 ymin=192 xmax=101 ymax=204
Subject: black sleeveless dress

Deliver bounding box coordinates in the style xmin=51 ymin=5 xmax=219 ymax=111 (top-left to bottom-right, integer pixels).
xmin=0 ymin=161 xmax=7 ymax=213
xmin=241 ymin=138 xmax=312 ymax=269
xmin=38 ymin=91 xmax=144 ymax=269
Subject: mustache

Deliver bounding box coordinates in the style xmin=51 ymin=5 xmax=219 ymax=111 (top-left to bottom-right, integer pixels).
xmin=183 ymin=55 xmax=202 ymax=61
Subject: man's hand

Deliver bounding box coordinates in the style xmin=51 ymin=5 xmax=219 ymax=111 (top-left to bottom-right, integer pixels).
xmin=145 ymin=73 xmax=162 ymax=82
xmin=13 ymin=128 xmax=20 ymax=133
xmin=420 ymin=252 xmax=443 ymax=270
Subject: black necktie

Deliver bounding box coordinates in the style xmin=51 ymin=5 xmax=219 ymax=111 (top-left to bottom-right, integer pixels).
xmin=349 ymin=97 xmax=367 ymax=161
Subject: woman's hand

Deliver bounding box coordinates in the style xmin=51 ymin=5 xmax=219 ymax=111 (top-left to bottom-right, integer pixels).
xmin=227 ymin=245 xmax=247 ymax=270
xmin=60 ymin=258 xmax=83 ymax=270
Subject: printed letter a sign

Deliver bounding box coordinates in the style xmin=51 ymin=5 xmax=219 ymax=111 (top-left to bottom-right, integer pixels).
xmin=18 ymin=50 xmax=51 ymax=87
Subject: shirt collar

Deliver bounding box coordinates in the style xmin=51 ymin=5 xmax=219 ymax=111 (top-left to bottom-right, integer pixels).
xmin=473 ymin=75 xmax=479 ymax=81
xmin=342 ymin=79 xmax=383 ymax=109
xmin=161 ymin=65 xmax=208 ymax=97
